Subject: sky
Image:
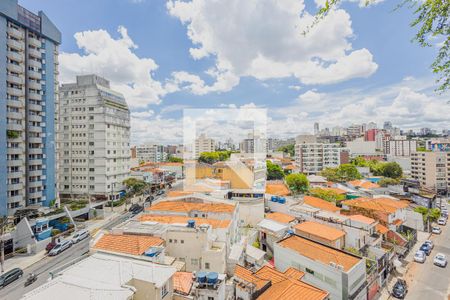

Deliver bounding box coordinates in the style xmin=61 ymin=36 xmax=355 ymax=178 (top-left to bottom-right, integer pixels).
xmin=21 ymin=0 xmax=450 ymax=144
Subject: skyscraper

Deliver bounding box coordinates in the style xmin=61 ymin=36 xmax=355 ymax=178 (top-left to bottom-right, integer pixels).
xmin=314 ymin=122 xmax=319 ymax=135
xmin=59 ymin=75 xmax=130 ymax=202
xmin=0 ymin=0 xmax=61 ymax=215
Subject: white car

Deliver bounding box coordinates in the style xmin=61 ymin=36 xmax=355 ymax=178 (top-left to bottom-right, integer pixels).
xmin=48 ymin=240 xmax=72 ymax=256
xmin=433 ymin=253 xmax=447 ymax=267
xmin=71 ymin=230 xmax=90 ymax=244
xmin=414 ymin=250 xmax=426 ymax=263
xmin=424 ymin=240 xmax=434 ymax=249
xmin=432 ymin=226 xmax=442 ymax=234
xmin=438 ymin=218 xmax=447 ymax=225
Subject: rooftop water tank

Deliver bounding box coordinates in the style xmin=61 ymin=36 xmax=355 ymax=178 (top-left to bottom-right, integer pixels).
xmin=187 ymin=220 xmax=195 ymax=228
xmin=278 ymin=197 xmax=286 ymax=204
xmin=206 ymin=272 xmax=219 ymax=285
xmin=271 ymin=196 xmax=279 ymax=202
xmin=197 ymin=271 xmax=207 ymax=283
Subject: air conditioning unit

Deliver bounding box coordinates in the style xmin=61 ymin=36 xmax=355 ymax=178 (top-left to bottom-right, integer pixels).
xmin=337 ymin=265 xmax=344 ymax=270
xmin=329 ymin=262 xmax=337 ymax=268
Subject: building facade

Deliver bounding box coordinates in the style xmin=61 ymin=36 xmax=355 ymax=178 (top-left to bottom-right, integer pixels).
xmin=384 ymin=138 xmax=417 ymax=157
xmin=194 ymin=133 xmax=215 ymax=158
xmin=134 ymin=144 xmax=167 ymax=163
xmin=411 ymin=151 xmax=449 ymax=194
xmin=0 ymin=0 xmax=61 ymax=215
xmin=295 ymin=140 xmax=345 ymax=174
xmin=59 ymin=75 xmax=130 ymax=201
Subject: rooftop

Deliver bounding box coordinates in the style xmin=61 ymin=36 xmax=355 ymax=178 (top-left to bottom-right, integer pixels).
xmin=348 ymin=214 xmax=377 ymax=225
xmin=265 ymin=182 xmax=291 ymax=196
xmin=265 ymin=212 xmax=296 ymax=224
xmin=139 ymin=214 xmax=231 ymax=229
xmin=294 ymin=221 xmax=346 ymax=242
xmin=303 ymin=195 xmax=341 ymax=213
xmin=234 ymin=265 xmax=270 ymax=290
xmin=173 ymin=272 xmax=193 ymax=295
xmin=277 ymin=235 xmax=361 ymax=272
xmin=319 ymin=187 xmax=347 ymax=195
xmin=376 ymin=224 xmax=389 ymax=235
xmin=348 ymin=180 xmax=380 ymax=189
xmin=93 ymin=233 xmax=164 ymax=256
xmin=258 ymin=219 xmax=289 ymax=233
xmin=342 ymin=197 xmax=409 ymax=214
xmin=147 ymin=200 xmax=235 ymax=213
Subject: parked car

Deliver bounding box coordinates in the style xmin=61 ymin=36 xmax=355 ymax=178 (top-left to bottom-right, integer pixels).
xmin=129 ymin=204 xmax=143 ymax=214
xmin=71 ymin=230 xmax=90 ymax=244
xmin=49 ymin=240 xmax=72 ymax=256
xmin=424 ymin=240 xmax=434 ymax=249
xmin=432 ymin=226 xmax=442 ymax=234
xmin=145 ymin=195 xmax=154 ymax=203
xmin=420 ymin=243 xmax=432 ymax=256
xmin=156 ymin=190 xmax=165 ymax=196
xmin=0 ymin=268 xmax=23 ymax=288
xmin=392 ymin=279 xmax=408 ymax=299
xmin=45 ymin=241 xmax=57 ymax=253
xmin=434 ymin=253 xmax=447 ymax=267
xmin=437 ymin=218 xmax=447 ymax=225
xmin=414 ymin=250 xmax=426 ymax=263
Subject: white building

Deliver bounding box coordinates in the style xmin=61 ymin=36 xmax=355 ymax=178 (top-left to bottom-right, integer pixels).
xmin=22 ymin=252 xmax=177 ymax=300
xmin=275 ymin=235 xmax=367 ymax=300
xmin=59 ymin=75 xmax=130 ymax=201
xmin=346 ymin=138 xmax=378 ymax=157
xmin=239 ymin=132 xmax=267 ymax=155
xmin=384 ymin=138 xmax=417 ymax=157
xmin=134 ymin=144 xmax=167 ymax=163
xmin=195 ymin=134 xmax=215 ymax=158
xmin=411 ymin=151 xmax=449 ymax=193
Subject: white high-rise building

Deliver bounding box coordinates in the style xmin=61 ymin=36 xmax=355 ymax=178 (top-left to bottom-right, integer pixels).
xmin=240 ymin=131 xmax=267 ymax=155
xmin=134 ymin=144 xmax=167 ymax=163
xmin=0 ymin=1 xmax=61 ymax=215
xmin=385 ymin=138 xmax=417 ymax=157
xmin=194 ymin=133 xmax=215 ymax=158
xmin=59 ymin=75 xmax=130 ymax=201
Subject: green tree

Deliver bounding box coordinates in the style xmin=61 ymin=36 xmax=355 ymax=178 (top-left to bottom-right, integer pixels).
xmin=379 ymin=162 xmax=403 ymax=179
xmin=378 ymin=178 xmax=400 ymax=187
xmin=286 ymin=173 xmax=309 ymax=195
xmin=198 ymin=151 xmax=231 ymax=164
xmin=277 ymin=144 xmax=295 ymax=157
xmin=309 ymin=187 xmax=345 ymax=203
xmin=320 ymin=164 xmax=362 ymax=182
xmin=314 ymin=0 xmax=450 ymax=93
xmin=414 ymin=206 xmax=441 ymax=222
xmin=167 ymin=156 xmax=183 ymax=163
xmin=123 ymin=178 xmax=146 ymax=194
xmin=266 ymin=160 xmax=285 ymax=180
xmin=351 ymin=156 xmax=369 ymax=167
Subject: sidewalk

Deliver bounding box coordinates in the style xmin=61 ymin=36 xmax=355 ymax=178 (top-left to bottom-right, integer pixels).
xmin=2 ymin=250 xmax=46 ymax=273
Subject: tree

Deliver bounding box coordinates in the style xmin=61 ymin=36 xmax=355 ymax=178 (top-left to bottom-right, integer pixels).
xmin=414 ymin=206 xmax=441 ymax=223
xmin=378 ymin=178 xmax=400 ymax=187
xmin=309 ymin=187 xmax=346 ymax=203
xmin=314 ymin=0 xmax=450 ymax=93
xmin=379 ymin=162 xmax=403 ymax=179
xmin=266 ymin=161 xmax=285 ymax=180
xmin=286 ymin=173 xmax=309 ymax=195
xmin=167 ymin=156 xmax=183 ymax=163
xmin=198 ymin=151 xmax=231 ymax=164
xmin=123 ymin=178 xmax=146 ymax=194
xmin=321 ymin=164 xmax=362 ymax=182
xmin=277 ymin=144 xmax=295 ymax=157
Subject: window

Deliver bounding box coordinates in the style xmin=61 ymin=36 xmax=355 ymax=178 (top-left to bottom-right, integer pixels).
xmin=205 ymin=262 xmax=210 ymax=269
xmin=181 ymin=240 xmax=184 ymax=244
xmin=191 ymin=258 xmax=199 ymax=266
xmin=161 ymin=283 xmax=168 ymax=298
xmin=169 ymin=239 xmax=172 ymax=243
xmin=305 ymin=268 xmax=314 ymax=275
xmin=208 ymin=297 xmax=215 ymax=300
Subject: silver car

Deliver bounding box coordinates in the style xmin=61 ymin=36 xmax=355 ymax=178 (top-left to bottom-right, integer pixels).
xmin=432 ymin=226 xmax=441 ymax=234
xmin=433 ymin=253 xmax=447 ymax=267
xmin=414 ymin=250 xmax=426 ymax=263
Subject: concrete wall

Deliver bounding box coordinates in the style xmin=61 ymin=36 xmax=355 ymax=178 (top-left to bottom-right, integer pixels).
xmin=0 ymin=15 xmax=7 ymax=215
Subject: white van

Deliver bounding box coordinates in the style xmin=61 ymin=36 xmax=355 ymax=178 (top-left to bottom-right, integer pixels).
xmin=71 ymin=229 xmax=90 ymax=244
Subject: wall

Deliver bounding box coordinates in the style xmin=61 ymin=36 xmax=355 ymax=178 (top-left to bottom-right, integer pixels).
xmin=0 ymin=15 xmax=7 ymax=215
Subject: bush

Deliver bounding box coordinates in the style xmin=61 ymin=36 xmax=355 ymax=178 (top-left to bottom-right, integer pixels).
xmin=51 ymin=229 xmax=61 ymax=236
xmin=6 ymin=130 xmax=20 ymax=139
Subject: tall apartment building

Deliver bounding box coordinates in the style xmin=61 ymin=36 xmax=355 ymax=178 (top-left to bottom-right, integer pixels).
xmin=194 ymin=133 xmax=215 ymax=158
xmin=59 ymin=75 xmax=130 ymax=201
xmin=295 ymin=135 xmax=346 ymax=174
xmin=0 ymin=1 xmax=61 ymax=215
xmin=384 ymin=138 xmax=417 ymax=157
xmin=240 ymin=132 xmax=267 ymax=155
xmin=134 ymin=144 xmax=167 ymax=163
xmin=411 ymin=151 xmax=449 ymax=194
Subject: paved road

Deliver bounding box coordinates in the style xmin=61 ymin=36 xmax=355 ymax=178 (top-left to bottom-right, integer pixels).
xmin=406 ymin=204 xmax=450 ymax=300
xmin=0 ymin=238 xmax=90 ymax=300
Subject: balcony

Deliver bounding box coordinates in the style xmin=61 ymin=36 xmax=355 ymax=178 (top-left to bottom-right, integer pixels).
xmin=7 ymin=74 xmax=24 ymax=85
xmin=7 ymin=111 xmax=23 ymax=120
xmin=28 ymin=92 xmax=42 ymax=101
xmin=28 ymin=103 xmax=42 ymax=112
xmin=28 ymin=126 xmax=43 ymax=133
xmin=7 ymin=183 xmax=23 ymax=191
xmin=28 ymin=137 xmax=42 ymax=144
xmin=28 ymin=114 xmax=42 ymax=122
xmin=29 ymin=170 xmax=43 ymax=177
xmin=28 ymin=36 xmax=41 ymax=48
xmin=28 ymin=159 xmax=43 ymax=166
xmin=28 ymin=81 xmax=42 ymax=91
xmin=28 ymin=70 xmax=42 ymax=80
xmin=8 ymin=170 xmax=23 ymax=179
xmin=7 ymin=159 xmax=23 ymax=167
xmin=7 ymin=87 xmax=24 ymax=97
xmin=28 ymin=48 xmax=41 ymax=59
xmin=7 ymin=147 xmax=24 ymax=155
xmin=8 ymin=26 xmax=24 ymax=39
xmin=7 ymin=51 xmax=24 ymax=63
xmin=7 ymin=39 xmax=24 ymax=51
xmin=8 ymin=195 xmax=24 ymax=203
xmin=7 ymin=62 xmax=24 ymax=74
xmin=7 ymin=123 xmax=23 ymax=131
xmin=7 ymin=99 xmax=24 ymax=109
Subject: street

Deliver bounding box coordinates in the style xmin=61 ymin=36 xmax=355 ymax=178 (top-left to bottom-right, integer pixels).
xmin=405 ymin=208 xmax=450 ymax=299
xmin=0 ymin=238 xmax=90 ymax=300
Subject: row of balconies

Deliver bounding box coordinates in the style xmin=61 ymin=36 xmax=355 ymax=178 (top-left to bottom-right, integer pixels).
xmin=8 ymin=26 xmax=24 ymax=40
xmin=7 ymin=50 xmax=24 ymax=63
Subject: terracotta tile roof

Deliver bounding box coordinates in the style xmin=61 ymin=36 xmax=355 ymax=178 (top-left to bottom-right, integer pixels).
xmin=265 ymin=212 xmax=296 ymax=224
xmin=283 ymin=267 xmax=304 ymax=281
xmin=392 ymin=219 xmax=403 ymax=226
xmin=159 ymin=162 xmax=183 ymax=167
xmin=147 ymin=201 xmax=235 ymax=213
xmin=255 ymin=266 xmax=328 ymax=300
xmin=348 ymin=180 xmax=380 ymax=189
xmin=278 ymin=235 xmax=361 ymax=272
xmin=173 ymin=272 xmax=193 ymax=295
xmin=348 ymin=214 xmax=376 ymax=225
xmin=376 ymin=224 xmax=389 ymax=235
xmin=320 ymin=187 xmax=347 ymax=195
xmin=342 ymin=197 xmax=408 ymax=214
xmin=234 ymin=265 xmax=270 ymax=290
xmin=167 ymin=191 xmax=195 ymax=197
xmin=265 ymin=183 xmax=291 ymax=196
xmin=93 ymin=234 xmax=164 ymax=256
xmin=303 ymin=195 xmax=341 ymax=213
xmin=139 ymin=214 xmax=231 ymax=229
xmin=283 ymin=165 xmax=296 ymax=170
xmin=294 ymin=221 xmax=346 ymax=242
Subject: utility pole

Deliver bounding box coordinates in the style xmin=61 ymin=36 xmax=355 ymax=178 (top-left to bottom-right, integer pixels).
xmin=110 ymin=183 xmax=115 ymax=213
xmin=0 ymin=216 xmax=8 ymax=274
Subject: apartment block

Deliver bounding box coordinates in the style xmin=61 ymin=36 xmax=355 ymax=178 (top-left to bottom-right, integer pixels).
xmin=240 ymin=132 xmax=267 ymax=155
xmin=295 ymin=135 xmax=346 ymax=174
xmin=384 ymin=138 xmax=417 ymax=157
xmin=134 ymin=144 xmax=168 ymax=163
xmin=194 ymin=133 xmax=215 ymax=158
xmin=59 ymin=75 xmax=130 ymax=201
xmin=411 ymin=151 xmax=449 ymax=193
xmin=0 ymin=0 xmax=61 ymax=215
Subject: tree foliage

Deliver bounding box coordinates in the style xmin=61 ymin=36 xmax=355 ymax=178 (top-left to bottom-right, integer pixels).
xmin=320 ymin=164 xmax=362 ymax=182
xmin=309 ymin=187 xmax=346 ymax=203
xmin=277 ymin=144 xmax=295 ymax=157
xmin=378 ymin=177 xmax=400 ymax=187
xmin=314 ymin=0 xmax=450 ymax=93
xmin=198 ymin=151 xmax=232 ymax=164
xmin=352 ymin=157 xmax=403 ymax=179
xmin=266 ymin=160 xmax=285 ymax=180
xmin=414 ymin=206 xmax=441 ymax=222
xmin=285 ymin=173 xmax=309 ymax=194
xmin=167 ymin=156 xmax=183 ymax=163
xmin=123 ymin=177 xmax=146 ymax=194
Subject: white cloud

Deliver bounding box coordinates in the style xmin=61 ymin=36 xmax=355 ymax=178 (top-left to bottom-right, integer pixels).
xmin=170 ymin=69 xmax=239 ymax=95
xmin=131 ymin=110 xmax=154 ymax=119
xmin=167 ymin=0 xmax=378 ymax=88
xmin=60 ymin=26 xmax=167 ymax=109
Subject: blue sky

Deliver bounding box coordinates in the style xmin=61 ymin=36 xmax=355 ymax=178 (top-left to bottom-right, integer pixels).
xmin=22 ymin=0 xmax=449 ymax=144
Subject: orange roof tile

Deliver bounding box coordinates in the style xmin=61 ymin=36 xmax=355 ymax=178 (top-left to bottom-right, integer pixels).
xmin=173 ymin=272 xmax=193 ymax=295
xmin=294 ymin=221 xmax=346 ymax=242
xmin=376 ymin=224 xmax=389 ymax=235
xmin=265 ymin=183 xmax=291 ymax=196
xmin=93 ymin=234 xmax=164 ymax=256
xmin=234 ymin=265 xmax=270 ymax=290
xmin=348 ymin=180 xmax=380 ymax=189
xmin=284 ymin=165 xmax=296 ymax=170
xmin=167 ymin=191 xmax=195 ymax=197
xmin=265 ymin=212 xmax=296 ymax=224
xmin=342 ymin=197 xmax=408 ymax=214
xmin=283 ymin=267 xmax=304 ymax=281
xmin=278 ymin=235 xmax=361 ymax=272
xmin=348 ymin=214 xmax=376 ymax=225
xmin=320 ymin=187 xmax=347 ymax=195
xmin=392 ymin=219 xmax=403 ymax=226
xmin=303 ymin=195 xmax=341 ymax=213
xmin=147 ymin=201 xmax=235 ymax=213
xmin=159 ymin=162 xmax=183 ymax=167
xmin=139 ymin=214 xmax=231 ymax=229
